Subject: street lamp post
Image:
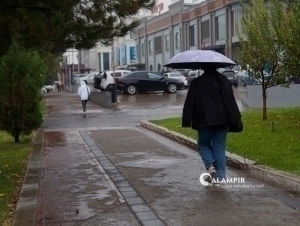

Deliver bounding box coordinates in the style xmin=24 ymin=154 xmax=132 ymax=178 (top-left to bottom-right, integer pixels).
xmin=111 ymin=39 xmax=117 ymax=103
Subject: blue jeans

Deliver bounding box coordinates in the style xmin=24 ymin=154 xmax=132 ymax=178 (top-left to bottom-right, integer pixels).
xmin=197 ymin=126 xmax=229 ymax=180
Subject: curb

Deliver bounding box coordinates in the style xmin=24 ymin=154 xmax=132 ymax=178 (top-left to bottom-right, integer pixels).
xmin=140 ymin=120 xmax=300 ymax=195
xmin=12 ymin=130 xmax=44 ymax=226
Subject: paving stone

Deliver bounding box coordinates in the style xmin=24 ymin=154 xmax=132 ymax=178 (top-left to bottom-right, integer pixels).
xmin=111 ymin=176 xmax=126 ymax=182
xmin=105 ymin=169 xmax=119 ymax=174
xmin=130 ymin=204 xmax=152 ymax=212
xmin=135 ymin=211 xmax=158 ymax=221
xmin=121 ymin=191 xmax=139 ymax=198
xmin=118 ymin=186 xmax=135 ymax=192
xmin=116 ymin=181 xmax=131 ymax=187
xmin=126 ymin=197 xmax=145 ymax=205
xmin=141 ymin=219 xmax=165 ymax=226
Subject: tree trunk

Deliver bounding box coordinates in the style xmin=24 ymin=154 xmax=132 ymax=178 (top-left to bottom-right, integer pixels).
xmin=262 ymin=87 xmax=267 ymax=120
xmin=14 ymin=132 xmax=20 ymax=143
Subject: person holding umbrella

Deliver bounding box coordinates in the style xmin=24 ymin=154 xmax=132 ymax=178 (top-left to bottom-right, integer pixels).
xmin=165 ymin=50 xmax=242 ymax=184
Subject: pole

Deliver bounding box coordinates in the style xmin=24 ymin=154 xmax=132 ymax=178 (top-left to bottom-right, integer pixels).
xmin=77 ymin=50 xmax=80 ymax=74
xmin=111 ymin=39 xmax=117 ymax=103
xmin=64 ymin=57 xmax=67 ymax=86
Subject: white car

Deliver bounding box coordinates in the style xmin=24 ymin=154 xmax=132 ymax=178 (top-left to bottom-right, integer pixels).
xmin=162 ymin=72 xmax=188 ymax=88
xmin=99 ymin=70 xmax=132 ymax=90
xmin=41 ymin=87 xmax=47 ymax=95
xmin=80 ymin=72 xmax=100 ymax=84
xmin=188 ymin=69 xmax=204 ymax=77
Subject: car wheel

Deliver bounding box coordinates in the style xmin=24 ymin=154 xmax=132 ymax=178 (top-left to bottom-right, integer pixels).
xmin=126 ymin=85 xmax=136 ymax=95
xmin=167 ymin=83 xmax=177 ymax=93
xmin=234 ymin=83 xmax=238 ymax=88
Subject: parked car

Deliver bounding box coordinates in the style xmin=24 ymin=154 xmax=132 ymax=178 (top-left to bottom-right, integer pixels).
xmin=231 ymin=65 xmax=242 ymax=73
xmin=162 ymin=72 xmax=188 ymax=88
xmin=289 ymin=76 xmax=300 ymax=84
xmin=187 ymin=69 xmax=204 ymax=85
xmin=116 ymin=71 xmax=184 ymax=95
xmin=93 ymin=70 xmax=131 ymax=90
xmin=177 ymin=69 xmax=191 ymax=77
xmin=222 ymin=70 xmax=238 ymax=87
xmin=237 ymin=71 xmax=261 ymax=86
xmin=41 ymin=87 xmax=47 ymax=95
xmin=80 ymin=72 xmax=100 ymax=84
xmin=43 ymin=85 xmax=55 ymax=92
xmin=72 ymin=73 xmax=87 ymax=84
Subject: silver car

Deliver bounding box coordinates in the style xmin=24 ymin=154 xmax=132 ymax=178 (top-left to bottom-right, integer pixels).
xmin=237 ymin=71 xmax=261 ymax=86
xmin=162 ymin=72 xmax=188 ymax=88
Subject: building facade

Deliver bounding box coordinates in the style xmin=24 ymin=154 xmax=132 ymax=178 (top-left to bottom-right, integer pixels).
xmin=134 ymin=0 xmax=245 ymax=72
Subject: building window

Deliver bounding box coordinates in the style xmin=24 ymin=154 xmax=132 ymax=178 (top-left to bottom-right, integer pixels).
xmin=142 ymin=43 xmax=145 ymax=57
xmin=150 ymin=65 xmax=153 ymax=71
xmin=154 ymin=36 xmax=162 ymax=54
xmin=157 ymin=63 xmax=161 ymax=72
xmin=148 ymin=40 xmax=153 ymax=55
xmin=103 ymin=52 xmax=110 ymax=70
xmin=232 ymin=10 xmax=243 ymax=36
xmin=129 ymin=30 xmax=135 ymax=39
xmin=189 ymin=25 xmax=195 ymax=47
xmin=175 ymin=32 xmax=180 ymax=49
xmin=216 ymin=14 xmax=226 ymax=40
xmin=201 ymin=20 xmax=210 ymax=47
xmin=165 ymin=35 xmax=170 ymax=51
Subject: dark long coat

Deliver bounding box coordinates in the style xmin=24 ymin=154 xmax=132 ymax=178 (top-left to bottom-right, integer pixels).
xmin=182 ymin=71 xmax=241 ymax=130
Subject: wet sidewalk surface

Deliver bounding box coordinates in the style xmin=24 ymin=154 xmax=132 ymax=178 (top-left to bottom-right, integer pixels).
xmin=34 ymin=131 xmax=136 ymax=226
xmin=15 ymin=91 xmax=300 ymax=226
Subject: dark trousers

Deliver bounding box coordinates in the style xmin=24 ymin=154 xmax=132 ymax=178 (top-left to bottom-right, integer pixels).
xmin=81 ymin=100 xmax=87 ymax=112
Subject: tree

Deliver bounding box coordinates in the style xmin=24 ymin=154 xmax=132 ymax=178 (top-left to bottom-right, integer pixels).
xmin=40 ymin=52 xmax=63 ymax=85
xmin=0 ymin=0 xmax=156 ymax=56
xmin=0 ymin=45 xmax=47 ymax=143
xmin=238 ymin=0 xmax=286 ymax=120
xmin=271 ymin=0 xmax=300 ymax=79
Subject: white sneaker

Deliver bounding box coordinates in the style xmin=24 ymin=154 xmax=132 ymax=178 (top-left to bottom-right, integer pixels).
xmin=204 ymin=165 xmax=217 ymax=183
xmin=83 ymin=112 xmax=86 ymax=117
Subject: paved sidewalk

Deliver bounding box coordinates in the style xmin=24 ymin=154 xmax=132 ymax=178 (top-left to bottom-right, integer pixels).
xmin=13 ymin=91 xmax=300 ymax=226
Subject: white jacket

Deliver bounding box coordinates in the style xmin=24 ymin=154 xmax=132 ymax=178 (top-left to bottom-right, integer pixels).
xmin=78 ymin=81 xmax=91 ymax=100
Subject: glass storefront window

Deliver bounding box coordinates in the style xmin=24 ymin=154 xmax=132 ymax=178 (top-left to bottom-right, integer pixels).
xmin=165 ymin=35 xmax=170 ymax=51
xmin=232 ymin=10 xmax=243 ymax=36
xmin=189 ymin=25 xmax=195 ymax=46
xmin=216 ymin=14 xmax=226 ymax=40
xmin=149 ymin=40 xmax=153 ymax=55
xmin=175 ymin=32 xmax=180 ymax=49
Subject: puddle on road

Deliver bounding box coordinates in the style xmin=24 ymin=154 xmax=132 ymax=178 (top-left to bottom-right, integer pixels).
xmin=116 ymin=156 xmax=189 ymax=169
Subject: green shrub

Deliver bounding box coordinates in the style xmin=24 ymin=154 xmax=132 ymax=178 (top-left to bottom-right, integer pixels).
xmin=0 ymin=45 xmax=47 ymax=143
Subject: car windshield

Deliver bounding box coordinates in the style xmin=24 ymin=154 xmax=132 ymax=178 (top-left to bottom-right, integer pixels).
xmin=223 ymin=71 xmax=235 ymax=77
xmin=169 ymin=73 xmax=184 ymax=77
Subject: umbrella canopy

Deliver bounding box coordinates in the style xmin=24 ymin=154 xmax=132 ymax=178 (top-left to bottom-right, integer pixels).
xmin=164 ymin=50 xmax=236 ymax=70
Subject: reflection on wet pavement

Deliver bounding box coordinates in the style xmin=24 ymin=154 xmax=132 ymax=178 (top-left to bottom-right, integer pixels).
xmin=117 ymin=87 xmax=247 ymax=111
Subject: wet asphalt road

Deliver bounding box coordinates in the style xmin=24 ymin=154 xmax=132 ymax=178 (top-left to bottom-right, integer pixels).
xmin=41 ymin=88 xmax=246 ymax=129
xmin=36 ymin=89 xmax=300 ymax=226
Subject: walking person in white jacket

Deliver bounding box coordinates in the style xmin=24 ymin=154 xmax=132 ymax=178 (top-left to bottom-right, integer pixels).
xmin=78 ymin=81 xmax=91 ymax=117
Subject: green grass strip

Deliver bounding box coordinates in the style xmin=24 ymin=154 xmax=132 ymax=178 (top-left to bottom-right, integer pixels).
xmin=150 ymin=107 xmax=300 ymax=175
